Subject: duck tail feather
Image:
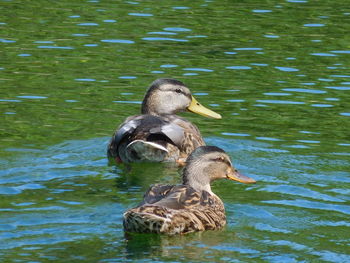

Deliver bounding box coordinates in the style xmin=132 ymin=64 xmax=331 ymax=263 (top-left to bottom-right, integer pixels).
xmin=123 ymin=209 xmax=170 ymax=233
xmin=125 ymin=140 xmax=168 ymax=162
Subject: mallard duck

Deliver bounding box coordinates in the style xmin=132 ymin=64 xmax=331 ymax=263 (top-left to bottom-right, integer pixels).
xmin=123 ymin=146 xmax=256 ymax=235
xmin=107 ymin=79 xmax=221 ymax=164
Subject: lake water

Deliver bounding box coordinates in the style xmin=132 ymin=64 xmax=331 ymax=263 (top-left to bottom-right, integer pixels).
xmin=1 ymin=0 xmax=350 ymax=262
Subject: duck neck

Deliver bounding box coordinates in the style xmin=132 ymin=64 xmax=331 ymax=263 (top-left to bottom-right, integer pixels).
xmin=141 ymin=99 xmax=155 ymax=115
xmin=141 ymin=97 xmax=166 ymax=116
xmin=182 ymin=163 xmax=213 ymax=194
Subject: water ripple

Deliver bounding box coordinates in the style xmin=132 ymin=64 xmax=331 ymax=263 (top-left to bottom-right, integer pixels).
xmin=324 ymin=86 xmax=350 ymax=90
xmin=0 ymin=39 xmax=16 ymax=43
xmin=311 ymin=53 xmax=337 ymax=56
xmin=259 ymin=184 xmax=344 ymax=202
xmin=262 ymin=199 xmax=350 ymax=215
xmin=128 ymin=13 xmax=153 ymax=17
xmin=183 ymin=68 xmax=213 ymax=72
xmin=113 ymin=101 xmax=141 ymax=104
xmin=282 ymin=88 xmax=326 ymax=94
xmin=264 ymin=92 xmax=291 ymax=96
xmin=275 ymin=66 xmax=299 ymax=72
xmin=163 ymin=27 xmax=191 ymax=32
xmin=254 ymin=223 xmax=291 ymax=233
xmin=303 ymin=23 xmax=325 ymax=27
xmin=234 ymin=47 xmax=263 ymax=51
xmin=101 ymin=39 xmax=134 ymax=44
xmin=330 ymin=50 xmax=350 ymax=54
xmin=16 ymin=96 xmax=47 ymax=99
xmin=37 ymin=46 xmax=74 ymax=49
xmin=252 ymin=10 xmax=272 ymax=13
xmin=77 ymin=23 xmax=99 ymax=26
xmin=142 ymin=37 xmax=188 ymax=42
xmin=226 ymin=66 xmax=252 ymax=70
xmin=147 ymin=31 xmax=177 ymax=35
xmin=256 ymin=100 xmax=305 ymax=105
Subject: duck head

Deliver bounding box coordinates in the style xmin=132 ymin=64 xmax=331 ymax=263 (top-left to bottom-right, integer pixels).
xmin=182 ymin=146 xmax=256 ymax=193
xmin=141 ymin=78 xmax=221 ymax=119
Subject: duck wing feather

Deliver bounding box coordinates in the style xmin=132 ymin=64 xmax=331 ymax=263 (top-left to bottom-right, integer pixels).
xmin=113 ymin=115 xmax=184 ymax=149
xmin=141 ymin=184 xmax=214 ymax=210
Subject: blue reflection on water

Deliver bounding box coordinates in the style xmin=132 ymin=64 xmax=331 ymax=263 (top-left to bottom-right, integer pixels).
xmin=275 ymin=67 xmax=299 ymax=72
xmin=252 ymin=9 xmax=272 ymax=13
xmin=77 ymin=23 xmax=99 ymax=26
xmin=34 ymin=41 xmax=54 ymax=44
xmin=331 ymin=50 xmax=350 ymax=54
xmin=226 ymin=66 xmax=252 ymax=70
xmin=183 ymin=73 xmax=198 ymax=76
xmin=163 ymin=27 xmax=191 ymax=32
xmin=173 ymin=6 xmax=190 ymax=10
xmin=72 ymin=34 xmax=89 ymax=37
xmin=128 ymin=13 xmax=153 ymax=17
xmin=264 ymin=34 xmax=280 ymax=38
xmin=113 ymin=101 xmax=142 ymax=104
xmin=325 ymin=86 xmax=350 ymax=90
xmin=264 ymin=93 xmax=291 ymax=96
xmin=303 ymin=23 xmax=325 ymax=27
xmin=118 ymin=76 xmax=137 ymax=79
xmin=234 ymin=47 xmax=263 ymax=51
xmin=37 ymin=46 xmax=74 ymax=49
xmin=221 ymin=132 xmax=250 ymax=137
xmin=75 ymin=78 xmax=96 ymax=82
xmin=16 ymin=96 xmax=47 ymax=99
xmin=311 ymin=104 xmax=333 ymax=107
xmin=0 ymin=39 xmax=16 ymax=43
xmin=183 ymin=68 xmax=213 ymax=72
xmin=160 ymin=64 xmax=178 ymax=68
xmin=311 ymin=53 xmax=337 ymax=56
xmin=101 ymin=39 xmax=134 ymax=44
xmin=147 ymin=31 xmax=177 ymax=35
xmin=256 ymin=100 xmax=305 ymax=104
xmin=282 ymin=88 xmax=326 ymax=94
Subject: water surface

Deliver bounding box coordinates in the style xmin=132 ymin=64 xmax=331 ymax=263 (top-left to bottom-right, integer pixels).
xmin=1 ymin=0 xmax=349 ymax=262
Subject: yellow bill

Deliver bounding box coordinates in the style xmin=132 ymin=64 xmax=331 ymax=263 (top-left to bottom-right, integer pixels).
xmin=226 ymin=167 xmax=256 ymax=184
xmin=187 ymin=96 xmax=222 ymax=119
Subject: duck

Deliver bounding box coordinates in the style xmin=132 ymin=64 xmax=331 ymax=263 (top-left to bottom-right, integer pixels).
xmin=107 ymin=78 xmax=222 ymax=164
xmin=123 ymin=146 xmax=256 ymax=235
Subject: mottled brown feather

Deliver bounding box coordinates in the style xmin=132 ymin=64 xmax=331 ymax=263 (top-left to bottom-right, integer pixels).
xmin=123 ymin=184 xmax=226 ymax=235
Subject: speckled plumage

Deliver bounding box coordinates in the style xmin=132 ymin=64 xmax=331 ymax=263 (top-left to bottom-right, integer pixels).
xmin=123 ymin=146 xmax=256 ymax=235
xmin=123 ymin=185 xmax=226 ymax=235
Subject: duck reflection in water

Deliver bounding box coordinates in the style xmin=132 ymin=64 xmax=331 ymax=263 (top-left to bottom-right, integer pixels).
xmin=123 ymin=230 xmax=241 ymax=260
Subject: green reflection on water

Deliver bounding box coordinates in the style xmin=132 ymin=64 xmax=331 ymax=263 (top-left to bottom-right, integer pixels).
xmin=1 ymin=0 xmax=350 ymax=262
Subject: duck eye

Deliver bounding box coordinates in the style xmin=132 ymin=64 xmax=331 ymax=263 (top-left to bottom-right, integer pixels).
xmin=175 ymin=89 xmax=182 ymax=94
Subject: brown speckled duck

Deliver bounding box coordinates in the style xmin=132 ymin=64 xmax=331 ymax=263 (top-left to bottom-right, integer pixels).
xmin=107 ymin=79 xmax=221 ymax=164
xmin=123 ymin=146 xmax=256 ymax=235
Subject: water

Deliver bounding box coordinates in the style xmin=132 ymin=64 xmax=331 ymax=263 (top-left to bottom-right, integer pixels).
xmin=1 ymin=0 xmax=349 ymax=262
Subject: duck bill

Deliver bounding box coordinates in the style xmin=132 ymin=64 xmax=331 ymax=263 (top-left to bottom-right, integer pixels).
xmin=187 ymin=96 xmax=222 ymax=119
xmin=226 ymin=167 xmax=256 ymax=184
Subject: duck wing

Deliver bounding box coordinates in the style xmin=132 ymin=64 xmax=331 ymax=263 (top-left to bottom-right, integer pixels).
xmin=124 ymin=184 xmax=225 ymax=234
xmin=141 ymin=184 xmax=212 ymax=210
xmin=108 ymin=115 xmax=185 ymax=161
xmin=114 ymin=115 xmax=184 ymax=148
xmin=162 ymin=115 xmax=205 ymax=153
